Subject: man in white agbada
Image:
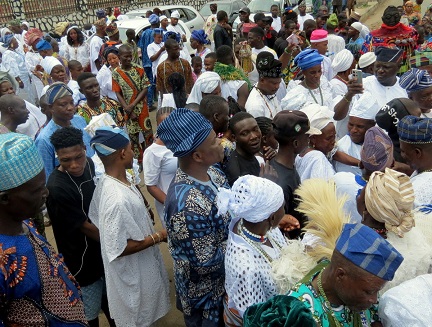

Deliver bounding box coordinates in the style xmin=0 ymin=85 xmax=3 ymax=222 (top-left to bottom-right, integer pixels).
xmin=333 ymin=46 xmax=408 ymax=128
xmin=167 ymin=11 xmax=186 ymax=41
xmin=219 ymin=175 xmax=287 ymax=325
xmin=89 ymin=126 xmax=170 ymax=327
xmin=186 ymin=71 xmax=221 ymax=104
xmin=245 ymin=51 xmax=283 ymax=118
xmin=330 ymin=49 xmax=355 ymax=138
xmin=334 ymin=92 xmax=378 ymax=175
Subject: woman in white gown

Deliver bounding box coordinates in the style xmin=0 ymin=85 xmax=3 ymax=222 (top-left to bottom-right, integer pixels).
xmin=96 ymin=46 xmax=120 ymax=101
xmin=64 ymin=26 xmax=90 ymax=71
xmin=295 ymin=104 xmax=336 ymax=182
xmin=218 ymin=175 xmax=288 ymax=326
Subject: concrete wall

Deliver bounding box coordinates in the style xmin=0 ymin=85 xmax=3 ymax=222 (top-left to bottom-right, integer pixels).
xmin=8 ymin=0 xmax=210 ymax=32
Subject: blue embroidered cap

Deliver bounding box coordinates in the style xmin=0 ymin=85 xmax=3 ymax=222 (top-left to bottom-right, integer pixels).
xmin=399 ymin=68 xmax=432 ymax=93
xmin=45 ymin=82 xmax=73 ymax=105
xmin=90 ymin=126 xmax=130 ymax=156
xmin=157 ymin=108 xmax=213 ymax=157
xmin=294 ymin=49 xmax=323 ymax=71
xmin=149 ymin=14 xmax=160 ymax=25
xmin=0 ymin=133 xmax=44 ymax=191
xmin=335 ymin=223 xmax=403 ymax=281
xmin=397 ymin=115 xmax=432 ymax=144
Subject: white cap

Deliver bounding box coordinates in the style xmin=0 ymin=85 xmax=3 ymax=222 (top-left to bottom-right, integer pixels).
xmin=358 ymin=52 xmax=377 ymax=69
xmin=332 ymin=49 xmax=354 ymax=73
xmin=160 ymin=15 xmax=168 ymax=21
xmin=351 ymin=22 xmax=363 ymax=32
xmin=300 ymin=104 xmax=334 ymax=132
xmin=170 ymin=11 xmax=180 ymax=19
xmin=350 ymin=92 xmax=380 ymax=120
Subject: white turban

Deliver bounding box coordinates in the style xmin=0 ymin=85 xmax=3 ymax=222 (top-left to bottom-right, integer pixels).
xmin=365 ymin=168 xmax=415 ymax=237
xmin=350 ymin=92 xmax=380 ymax=120
xmin=217 ymin=175 xmax=284 ymax=223
xmin=0 ymin=28 xmax=11 ymax=39
xmin=186 ymin=71 xmax=221 ymax=104
xmin=331 ymin=49 xmax=354 ymax=73
xmin=171 ymin=10 xmax=180 ymax=19
xmin=300 ymin=104 xmax=334 ymax=131
xmin=40 ymin=56 xmax=63 ymax=75
xmin=351 ymin=22 xmax=363 ymax=32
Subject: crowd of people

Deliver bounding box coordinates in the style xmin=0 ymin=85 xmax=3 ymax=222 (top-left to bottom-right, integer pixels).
xmin=1 ymin=1 xmax=432 ymax=326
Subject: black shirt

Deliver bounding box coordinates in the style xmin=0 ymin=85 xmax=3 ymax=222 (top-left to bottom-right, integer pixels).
xmin=46 ymin=158 xmax=104 ymax=286
xmin=224 ymin=150 xmax=260 ymax=186
xmin=214 ymin=24 xmax=232 ymax=50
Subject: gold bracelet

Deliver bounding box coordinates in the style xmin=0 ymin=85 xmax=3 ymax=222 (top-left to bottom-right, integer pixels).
xmin=343 ymin=95 xmax=351 ymax=103
xmin=149 ymin=234 xmax=156 ymax=245
xmin=155 ymin=232 xmax=161 ymax=243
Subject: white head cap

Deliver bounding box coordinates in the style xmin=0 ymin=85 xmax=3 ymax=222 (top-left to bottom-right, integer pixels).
xmin=300 ymin=104 xmax=334 ymax=131
xmin=358 ymin=52 xmax=377 ymax=69
xmin=351 ymin=22 xmax=363 ymax=32
xmin=350 ymin=92 xmax=380 ymax=120
xmin=170 ymin=10 xmax=180 ymax=19
xmin=332 ymin=49 xmax=354 ymax=73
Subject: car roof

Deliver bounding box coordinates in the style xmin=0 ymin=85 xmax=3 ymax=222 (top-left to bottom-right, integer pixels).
xmin=128 ymin=5 xmax=196 ymax=13
xmin=116 ymin=18 xmax=150 ymax=29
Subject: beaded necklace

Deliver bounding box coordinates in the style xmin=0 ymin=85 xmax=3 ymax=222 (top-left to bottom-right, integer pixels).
xmin=255 ymin=87 xmax=277 ymax=118
xmin=104 ymin=173 xmax=131 ymax=188
xmin=317 ymin=269 xmax=343 ymax=327
xmin=238 ymin=219 xmax=283 ymax=264
xmin=304 ymin=80 xmax=323 ymax=105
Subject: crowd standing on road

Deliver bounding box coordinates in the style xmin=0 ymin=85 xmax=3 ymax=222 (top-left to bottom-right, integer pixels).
xmin=1 ymin=1 xmax=432 ymax=326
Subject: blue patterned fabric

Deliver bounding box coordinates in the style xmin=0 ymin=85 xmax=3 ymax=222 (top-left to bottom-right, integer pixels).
xmin=36 ymin=39 xmax=52 ymax=51
xmin=157 ymin=108 xmax=213 ymax=157
xmin=138 ymin=27 xmax=155 ymax=68
xmin=335 ymin=223 xmax=404 ymax=281
xmin=35 ymin=115 xmax=94 ymax=181
xmin=399 ymin=68 xmax=432 ymax=93
xmin=90 ymin=126 xmax=130 ymax=156
xmin=0 ymin=133 xmax=44 ymax=190
xmin=397 ymin=115 xmax=432 ymax=144
xmin=164 ymin=167 xmax=230 ymax=326
xmin=0 ymin=221 xmax=87 ymax=325
xmin=294 ymin=49 xmax=323 ymax=71
xmin=46 ymin=82 xmax=73 ymax=105
xmin=191 ymin=29 xmax=210 ymax=45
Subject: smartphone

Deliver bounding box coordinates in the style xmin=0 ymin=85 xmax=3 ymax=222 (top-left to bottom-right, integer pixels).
xmin=286 ymin=34 xmax=299 ymax=46
xmin=352 ymin=69 xmax=363 ymax=84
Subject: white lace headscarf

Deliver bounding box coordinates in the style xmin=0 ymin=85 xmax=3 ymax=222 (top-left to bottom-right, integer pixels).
xmin=217 ymin=175 xmax=284 ymax=223
xmin=365 ymin=168 xmax=415 ymax=237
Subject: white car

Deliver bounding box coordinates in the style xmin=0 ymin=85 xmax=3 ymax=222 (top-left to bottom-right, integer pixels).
xmin=127 ymin=5 xmax=205 ymax=32
xmin=232 ymin=0 xmax=313 ymax=35
xmin=116 ymin=18 xmax=195 ymax=56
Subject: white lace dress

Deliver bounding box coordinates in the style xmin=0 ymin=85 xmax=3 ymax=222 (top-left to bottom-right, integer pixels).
xmin=295 ymin=150 xmax=335 ymax=182
xmin=89 ymin=175 xmax=170 ymax=326
xmin=225 ymin=217 xmax=287 ymax=319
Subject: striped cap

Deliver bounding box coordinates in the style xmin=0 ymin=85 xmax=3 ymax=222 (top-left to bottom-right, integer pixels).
xmin=397 ymin=115 xmax=432 ymax=144
xmin=335 ymin=223 xmax=404 ymax=281
xmin=0 ymin=133 xmax=44 ymax=191
xmin=157 ymin=108 xmax=212 ymax=157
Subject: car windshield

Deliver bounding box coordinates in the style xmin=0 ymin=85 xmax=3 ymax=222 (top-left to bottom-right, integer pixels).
xmin=200 ymin=3 xmax=231 ymax=16
xmin=248 ymin=0 xmax=281 ymax=12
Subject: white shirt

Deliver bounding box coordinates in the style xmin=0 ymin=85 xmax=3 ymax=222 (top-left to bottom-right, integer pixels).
xmin=221 ymin=80 xmax=246 ymax=102
xmin=271 ymin=17 xmax=282 ymax=32
xmin=252 ymin=46 xmax=278 ymax=60
xmin=67 ymin=79 xmax=86 ymax=106
xmin=89 ymin=35 xmax=105 ymax=74
xmin=295 ymin=150 xmax=335 ymax=182
xmin=330 ymin=78 xmax=350 ymax=138
xmin=143 ymin=143 xmax=178 ymax=225
xmin=89 ymin=175 xmax=170 ymax=326
xmin=14 ymin=101 xmax=46 ymax=139
xmin=322 ymin=55 xmax=334 ymax=81
xmin=96 ymin=65 xmax=118 ymax=101
xmin=167 ymin=24 xmax=185 ymax=36
xmin=147 ymin=42 xmax=164 ymax=77
xmin=298 ymin=14 xmax=314 ymax=30
xmin=64 ymin=43 xmax=90 ymax=68
xmin=245 ymin=86 xmax=281 ymax=118
xmin=333 ymin=135 xmax=362 ymax=176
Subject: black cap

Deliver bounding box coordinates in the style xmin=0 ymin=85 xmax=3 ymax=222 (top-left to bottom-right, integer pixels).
xmin=272 ymin=110 xmax=320 ymax=138
xmin=239 ymin=7 xmax=250 ymax=14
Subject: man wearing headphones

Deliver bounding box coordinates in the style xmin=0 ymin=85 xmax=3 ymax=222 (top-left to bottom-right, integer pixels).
xmin=46 ymin=126 xmax=115 ymax=327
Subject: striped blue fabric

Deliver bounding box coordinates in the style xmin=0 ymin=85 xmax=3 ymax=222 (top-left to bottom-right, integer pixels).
xmin=335 ymin=223 xmax=403 ymax=281
xmin=0 ymin=133 xmax=44 ymax=191
xmin=157 ymin=108 xmax=212 ymax=157
xmin=397 ymin=115 xmax=432 ymax=144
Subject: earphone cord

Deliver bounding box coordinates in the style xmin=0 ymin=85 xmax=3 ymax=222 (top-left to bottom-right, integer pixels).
xmin=64 ymin=159 xmax=94 ymax=278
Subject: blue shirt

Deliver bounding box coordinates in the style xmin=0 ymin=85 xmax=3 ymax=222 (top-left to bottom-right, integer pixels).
xmin=164 ymin=166 xmax=231 ymax=325
xmin=138 ymin=28 xmax=155 ymax=68
xmin=35 ymin=115 xmax=94 ymax=181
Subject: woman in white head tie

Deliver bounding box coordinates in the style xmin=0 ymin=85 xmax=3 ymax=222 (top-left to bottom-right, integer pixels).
xmin=358 ymin=168 xmax=432 ymax=293
xmin=218 ymin=175 xmax=288 ymax=326
xmin=186 ymin=71 xmax=221 ymax=104
xmin=295 ymin=104 xmax=336 ymax=182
